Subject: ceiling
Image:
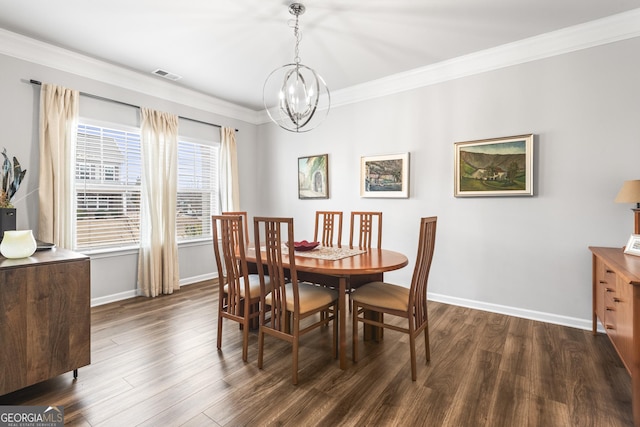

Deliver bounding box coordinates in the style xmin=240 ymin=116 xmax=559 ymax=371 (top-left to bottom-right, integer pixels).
xmin=0 ymin=0 xmax=638 ymax=111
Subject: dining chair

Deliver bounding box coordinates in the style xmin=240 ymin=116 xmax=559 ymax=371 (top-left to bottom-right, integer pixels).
xmin=351 ymin=216 xmax=437 ymax=381
xmin=253 ymin=216 xmax=339 ymax=385
xmin=349 ymin=211 xmax=382 ymax=249
xmin=222 ymin=211 xmax=250 ymax=246
xmin=314 ymin=211 xmax=343 ymax=247
xmin=212 ymin=214 xmax=263 ymax=362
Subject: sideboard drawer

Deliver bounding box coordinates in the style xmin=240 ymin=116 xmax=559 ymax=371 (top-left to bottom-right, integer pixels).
xmin=596 ymin=257 xmax=617 ymax=291
xmin=604 ymin=288 xmax=618 ymax=336
xmin=613 ymin=275 xmax=634 ymax=373
xmin=596 ymin=256 xmax=621 ymax=332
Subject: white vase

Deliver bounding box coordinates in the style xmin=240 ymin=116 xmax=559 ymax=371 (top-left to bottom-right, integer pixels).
xmin=0 ymin=230 xmax=37 ymax=259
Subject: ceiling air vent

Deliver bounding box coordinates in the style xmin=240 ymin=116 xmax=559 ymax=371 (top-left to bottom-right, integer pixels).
xmin=152 ymin=68 xmax=182 ymax=81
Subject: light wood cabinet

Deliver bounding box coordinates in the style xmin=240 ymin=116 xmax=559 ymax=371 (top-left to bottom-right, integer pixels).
xmin=0 ymin=248 xmax=90 ymax=395
xmin=590 ymin=246 xmax=640 ymax=426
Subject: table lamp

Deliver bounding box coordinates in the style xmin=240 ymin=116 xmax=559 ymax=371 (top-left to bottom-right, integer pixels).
xmin=615 ymin=180 xmax=640 ymax=234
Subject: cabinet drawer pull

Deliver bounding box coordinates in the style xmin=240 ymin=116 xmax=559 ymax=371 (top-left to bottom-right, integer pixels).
xmin=606 ymin=324 xmax=615 ymax=330
xmin=606 ymin=269 xmax=615 ymax=274
xmin=614 ymin=297 xmax=621 ymax=303
xmin=606 ymin=307 xmax=614 ymax=311
xmin=606 ymin=288 xmax=615 ymax=293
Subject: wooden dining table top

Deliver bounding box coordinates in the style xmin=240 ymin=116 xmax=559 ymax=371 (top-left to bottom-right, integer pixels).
xmin=245 ymin=246 xmax=409 ymax=276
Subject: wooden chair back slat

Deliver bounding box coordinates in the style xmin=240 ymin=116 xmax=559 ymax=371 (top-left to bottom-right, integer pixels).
xmin=409 ymin=217 xmax=437 ymax=331
xmin=314 ymin=211 xmax=343 ymax=247
xmin=222 ymin=211 xmax=250 ymax=246
xmin=349 ymin=211 xmax=382 ymax=249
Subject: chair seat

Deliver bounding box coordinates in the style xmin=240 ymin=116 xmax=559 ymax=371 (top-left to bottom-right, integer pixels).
xmin=266 ymin=282 xmax=338 ymax=315
xmin=224 ymin=274 xmax=270 ymax=300
xmin=351 ymin=281 xmax=409 ymax=312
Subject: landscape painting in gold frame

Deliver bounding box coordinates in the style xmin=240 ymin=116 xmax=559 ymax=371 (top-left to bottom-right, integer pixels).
xmin=454 ymin=134 xmax=534 ymax=197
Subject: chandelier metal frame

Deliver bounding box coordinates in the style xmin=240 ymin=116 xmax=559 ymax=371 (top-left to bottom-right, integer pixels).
xmin=263 ymin=2 xmax=330 ymax=133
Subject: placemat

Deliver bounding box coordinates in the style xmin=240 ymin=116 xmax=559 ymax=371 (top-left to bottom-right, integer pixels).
xmin=287 ymin=245 xmax=366 ymax=260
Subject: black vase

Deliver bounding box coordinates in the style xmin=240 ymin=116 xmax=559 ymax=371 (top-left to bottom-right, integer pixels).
xmin=0 ymin=208 xmax=17 ymax=242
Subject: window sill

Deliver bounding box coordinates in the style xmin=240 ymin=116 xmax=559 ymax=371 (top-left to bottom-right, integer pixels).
xmin=178 ymin=237 xmax=214 ymax=248
xmin=78 ymin=237 xmax=213 ymax=259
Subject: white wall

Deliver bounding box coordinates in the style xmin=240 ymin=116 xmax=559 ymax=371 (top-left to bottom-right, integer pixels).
xmin=256 ymin=37 xmax=640 ymax=329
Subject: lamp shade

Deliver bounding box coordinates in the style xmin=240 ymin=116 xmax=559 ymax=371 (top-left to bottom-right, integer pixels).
xmin=615 ymin=180 xmax=640 ymax=203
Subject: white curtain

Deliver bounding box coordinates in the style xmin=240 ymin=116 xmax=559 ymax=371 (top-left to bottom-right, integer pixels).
xmin=38 ymin=83 xmax=79 ymax=249
xmin=219 ymin=127 xmax=240 ymax=212
xmin=138 ymin=108 xmax=180 ymax=297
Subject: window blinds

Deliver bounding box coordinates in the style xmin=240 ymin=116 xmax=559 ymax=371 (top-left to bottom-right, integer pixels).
xmin=75 ymin=124 xmax=142 ymax=250
xmin=176 ymin=139 xmax=219 ymax=241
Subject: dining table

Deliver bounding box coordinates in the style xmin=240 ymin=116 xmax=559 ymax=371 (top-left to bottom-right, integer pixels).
xmin=245 ymin=245 xmax=408 ymax=369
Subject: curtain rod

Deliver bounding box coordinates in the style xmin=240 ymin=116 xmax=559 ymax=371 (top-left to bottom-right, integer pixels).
xmin=28 ymin=79 xmax=238 ymax=132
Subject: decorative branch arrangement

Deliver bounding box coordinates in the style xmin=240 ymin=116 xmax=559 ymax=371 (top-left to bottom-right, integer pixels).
xmin=1 ymin=148 xmax=27 ymax=208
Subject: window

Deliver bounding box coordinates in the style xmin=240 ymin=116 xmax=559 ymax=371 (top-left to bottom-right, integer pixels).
xmin=75 ymin=123 xmax=142 ymax=250
xmin=76 ymin=163 xmax=96 ymax=180
xmin=103 ymin=165 xmax=117 ymax=181
xmin=74 ymin=122 xmax=219 ymax=251
xmin=176 ymin=139 xmax=219 ymax=241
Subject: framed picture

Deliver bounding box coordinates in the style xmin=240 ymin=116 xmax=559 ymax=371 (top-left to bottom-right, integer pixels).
xmin=624 ymin=235 xmax=640 ymax=256
xmin=360 ymin=153 xmax=409 ymax=198
xmin=298 ymin=154 xmax=328 ymax=199
xmin=454 ymin=134 xmax=534 ymax=197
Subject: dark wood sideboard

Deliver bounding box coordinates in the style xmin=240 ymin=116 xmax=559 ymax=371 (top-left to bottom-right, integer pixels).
xmin=0 ymin=247 xmax=90 ymax=395
xmin=590 ymin=246 xmax=640 ymax=426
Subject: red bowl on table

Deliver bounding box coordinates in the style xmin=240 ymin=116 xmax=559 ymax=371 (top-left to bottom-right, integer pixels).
xmin=292 ymin=240 xmax=319 ymax=251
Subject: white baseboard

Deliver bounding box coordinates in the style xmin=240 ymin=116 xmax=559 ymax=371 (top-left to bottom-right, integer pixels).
xmin=179 ymin=272 xmax=217 ymax=286
xmin=91 ymin=272 xmax=219 ymax=307
xmin=428 ymin=292 xmax=605 ymax=334
xmin=91 ymin=290 xmax=138 ymax=307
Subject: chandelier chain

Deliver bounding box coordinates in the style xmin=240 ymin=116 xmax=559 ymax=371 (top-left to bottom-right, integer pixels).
xmin=293 ymin=14 xmax=301 ymax=64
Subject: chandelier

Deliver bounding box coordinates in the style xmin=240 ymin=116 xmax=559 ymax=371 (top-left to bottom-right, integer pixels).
xmin=263 ymin=2 xmax=330 ymax=133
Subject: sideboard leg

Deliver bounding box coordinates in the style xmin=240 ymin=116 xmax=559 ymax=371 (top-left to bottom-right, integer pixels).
xmin=73 ymin=369 xmax=78 ymax=379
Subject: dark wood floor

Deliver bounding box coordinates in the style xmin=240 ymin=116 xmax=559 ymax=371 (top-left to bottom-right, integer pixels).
xmin=0 ymin=280 xmax=633 ymax=426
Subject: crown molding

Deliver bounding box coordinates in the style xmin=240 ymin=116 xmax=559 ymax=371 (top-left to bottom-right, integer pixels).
xmin=329 ymin=8 xmax=640 ymax=110
xmin=0 ymin=28 xmax=262 ymax=125
xmin=259 ymin=8 xmax=640 ymax=124
xmin=1 ymin=8 xmax=638 ymax=128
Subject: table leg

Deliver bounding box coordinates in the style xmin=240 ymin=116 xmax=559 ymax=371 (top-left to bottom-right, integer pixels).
xmin=363 ymin=310 xmax=383 ymax=342
xmin=339 ymin=277 xmax=347 ymax=370
xmin=353 ymin=273 xmax=385 ymax=342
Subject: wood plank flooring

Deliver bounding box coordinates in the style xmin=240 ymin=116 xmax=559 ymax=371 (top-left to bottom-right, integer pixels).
xmin=0 ymin=280 xmax=633 ymax=426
